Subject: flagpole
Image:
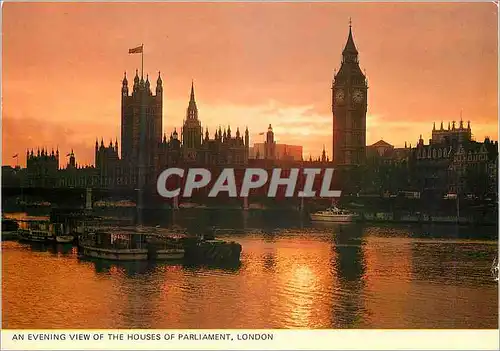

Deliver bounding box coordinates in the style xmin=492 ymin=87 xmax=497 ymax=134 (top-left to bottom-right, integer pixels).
xmin=141 ymin=43 xmax=144 ymax=79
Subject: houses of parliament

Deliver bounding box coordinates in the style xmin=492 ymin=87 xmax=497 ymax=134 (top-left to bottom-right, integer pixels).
xmin=22 ymin=70 xmax=255 ymax=190
xmin=19 ymin=24 xmax=366 ymax=191
xmin=8 ymin=24 xmax=497 ymax=198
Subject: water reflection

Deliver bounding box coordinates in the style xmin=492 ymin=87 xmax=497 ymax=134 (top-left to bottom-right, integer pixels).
xmin=183 ymin=261 xmax=242 ymax=272
xmin=21 ymin=241 xmax=75 ymax=256
xmin=2 ymin=210 xmax=498 ymax=329
xmin=79 ymin=257 xmax=160 ymax=276
xmin=334 ymin=225 xmax=366 ymax=282
xmin=410 ymin=241 xmax=497 ymax=286
xmin=331 ymin=224 xmax=366 ymax=328
xmin=263 ymin=252 xmax=276 ymax=272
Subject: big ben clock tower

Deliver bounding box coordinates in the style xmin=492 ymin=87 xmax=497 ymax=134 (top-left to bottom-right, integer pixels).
xmin=332 ymin=22 xmax=368 ymax=166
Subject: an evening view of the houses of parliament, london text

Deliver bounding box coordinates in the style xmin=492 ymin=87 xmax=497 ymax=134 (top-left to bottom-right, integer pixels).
xmin=1 ymin=1 xmax=498 ymax=337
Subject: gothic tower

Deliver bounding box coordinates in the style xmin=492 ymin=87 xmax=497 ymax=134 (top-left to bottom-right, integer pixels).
xmin=332 ymin=22 xmax=368 ymax=166
xmin=182 ymin=81 xmax=202 ymax=162
xmin=265 ymin=124 xmax=276 ymax=160
xmin=120 ymin=70 xmax=163 ymax=171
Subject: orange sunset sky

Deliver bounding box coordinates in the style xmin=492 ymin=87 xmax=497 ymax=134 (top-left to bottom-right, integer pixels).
xmin=2 ymin=2 xmax=498 ymax=167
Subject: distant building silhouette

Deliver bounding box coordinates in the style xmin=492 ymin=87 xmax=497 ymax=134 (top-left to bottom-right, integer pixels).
xmin=432 ymin=119 xmax=472 ymax=145
xmin=26 ymin=148 xmax=59 ymax=187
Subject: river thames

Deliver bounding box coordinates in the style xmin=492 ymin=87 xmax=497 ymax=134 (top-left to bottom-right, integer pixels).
xmin=2 ymin=210 xmax=498 ymax=329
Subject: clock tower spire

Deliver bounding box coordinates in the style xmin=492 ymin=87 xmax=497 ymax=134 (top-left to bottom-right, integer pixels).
xmin=332 ymin=21 xmax=367 ymax=166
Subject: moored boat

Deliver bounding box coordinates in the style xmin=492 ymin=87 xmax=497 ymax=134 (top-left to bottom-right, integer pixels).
xmin=2 ymin=217 xmax=19 ymax=240
xmin=78 ymin=227 xmax=185 ymax=261
xmin=182 ymin=237 xmax=242 ymax=264
xmin=17 ymin=220 xmax=53 ymax=242
xmin=310 ymin=206 xmax=359 ymax=222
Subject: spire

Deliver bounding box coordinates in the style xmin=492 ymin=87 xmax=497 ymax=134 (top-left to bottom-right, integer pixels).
xmin=134 ymin=69 xmax=139 ymax=84
xmin=122 ymin=71 xmax=128 ymax=84
xmin=157 ymin=71 xmax=162 ymax=86
xmin=433 ymin=122 xmax=436 ymax=131
xmin=342 ymin=19 xmax=358 ymax=58
xmin=440 ymin=121 xmax=443 ymax=130
xmin=186 ymin=80 xmax=198 ymax=119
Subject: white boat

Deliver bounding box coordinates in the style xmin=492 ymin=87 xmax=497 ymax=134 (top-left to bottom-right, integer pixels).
xmin=50 ymin=223 xmax=75 ymax=243
xmin=310 ymin=206 xmax=359 ymax=222
xmin=54 ymin=234 xmax=75 ymax=243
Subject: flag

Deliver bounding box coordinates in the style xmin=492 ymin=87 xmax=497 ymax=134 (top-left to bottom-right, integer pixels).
xmin=12 ymin=154 xmax=18 ymax=158
xmin=258 ymin=132 xmax=265 ymax=136
xmin=128 ymin=45 xmax=143 ymax=54
xmin=66 ymin=153 xmax=71 ymax=157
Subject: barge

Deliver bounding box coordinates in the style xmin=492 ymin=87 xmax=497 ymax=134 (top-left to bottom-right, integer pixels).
xmin=16 ymin=220 xmax=75 ymax=244
xmin=78 ymin=227 xmax=185 ymax=261
xmin=78 ymin=226 xmax=242 ymax=264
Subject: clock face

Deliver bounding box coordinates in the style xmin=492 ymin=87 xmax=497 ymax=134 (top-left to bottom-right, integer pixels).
xmin=335 ymin=90 xmax=345 ymax=102
xmin=353 ymin=90 xmax=364 ymax=103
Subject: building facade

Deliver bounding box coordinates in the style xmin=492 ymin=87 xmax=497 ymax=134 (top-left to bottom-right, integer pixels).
xmin=411 ymin=122 xmax=498 ymax=196
xmin=250 ymin=124 xmax=303 ymax=161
